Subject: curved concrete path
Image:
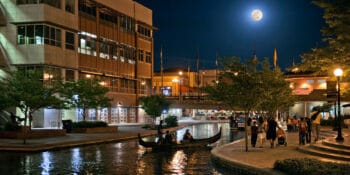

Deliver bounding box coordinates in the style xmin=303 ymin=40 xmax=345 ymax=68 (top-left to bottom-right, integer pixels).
xmin=211 ymin=127 xmax=350 ymax=175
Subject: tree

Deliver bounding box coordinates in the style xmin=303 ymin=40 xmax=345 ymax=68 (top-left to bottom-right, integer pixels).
xmin=258 ymin=59 xmax=298 ymax=116
xmin=204 ymin=57 xmax=296 ymax=151
xmin=2 ymin=70 xmax=63 ymax=144
xmin=140 ymin=95 xmax=170 ymax=123
xmin=298 ymin=0 xmax=350 ymax=76
xmin=60 ymin=78 xmax=112 ymax=121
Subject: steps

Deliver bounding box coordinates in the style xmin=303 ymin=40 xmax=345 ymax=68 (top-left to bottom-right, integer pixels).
xmin=297 ymin=131 xmax=350 ymax=161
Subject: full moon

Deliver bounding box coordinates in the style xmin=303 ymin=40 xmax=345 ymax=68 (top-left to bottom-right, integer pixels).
xmin=251 ymin=9 xmax=263 ymax=21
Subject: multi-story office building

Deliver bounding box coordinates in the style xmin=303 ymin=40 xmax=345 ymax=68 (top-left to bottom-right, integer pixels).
xmin=0 ymin=0 xmax=154 ymax=127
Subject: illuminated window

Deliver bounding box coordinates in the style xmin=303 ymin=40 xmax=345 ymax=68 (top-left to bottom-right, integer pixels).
xmin=35 ymin=25 xmax=43 ymax=45
xmin=78 ymin=32 xmax=97 ymax=56
xmin=17 ymin=24 xmax=61 ymax=47
xmin=318 ymin=80 xmax=326 ymax=83
xmin=307 ymin=80 xmax=314 ymax=84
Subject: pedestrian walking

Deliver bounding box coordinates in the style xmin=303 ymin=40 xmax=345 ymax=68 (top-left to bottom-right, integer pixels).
xmin=310 ymin=108 xmax=321 ymax=142
xmin=305 ymin=116 xmax=312 ymax=143
xmin=257 ymin=117 xmax=266 ymax=148
xmin=251 ymin=121 xmax=258 ymax=147
xmin=298 ymin=117 xmax=308 ymax=145
xmin=266 ymin=116 xmax=278 ymax=148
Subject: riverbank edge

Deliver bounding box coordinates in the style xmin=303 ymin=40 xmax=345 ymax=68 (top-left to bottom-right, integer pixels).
xmin=210 ymin=139 xmax=286 ymax=175
xmin=0 ymin=125 xmax=186 ymax=152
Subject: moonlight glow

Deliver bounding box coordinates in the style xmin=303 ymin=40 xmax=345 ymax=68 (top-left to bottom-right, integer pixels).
xmin=251 ymin=9 xmax=263 ymax=21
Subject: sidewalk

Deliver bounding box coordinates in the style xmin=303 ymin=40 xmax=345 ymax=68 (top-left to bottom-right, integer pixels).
xmin=211 ymin=127 xmax=350 ymax=175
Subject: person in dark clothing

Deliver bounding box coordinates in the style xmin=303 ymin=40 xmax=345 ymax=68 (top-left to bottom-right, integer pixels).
xmin=251 ymin=121 xmax=258 ymax=147
xmin=305 ymin=117 xmax=312 ymax=143
xmin=266 ymin=116 xmax=278 ymax=148
xmin=157 ymin=120 xmax=164 ymax=144
xmin=182 ymin=129 xmax=194 ymax=142
xmin=229 ymin=115 xmax=234 ymax=128
xmin=164 ymin=130 xmax=174 ymax=144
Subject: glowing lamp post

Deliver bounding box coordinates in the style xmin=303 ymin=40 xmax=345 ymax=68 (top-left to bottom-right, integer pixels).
xmin=333 ymin=68 xmax=344 ymax=142
xmin=179 ymin=71 xmax=183 ymax=102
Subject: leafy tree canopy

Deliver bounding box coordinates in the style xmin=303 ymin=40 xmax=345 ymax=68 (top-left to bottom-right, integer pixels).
xmin=204 ymin=57 xmax=297 ymax=116
xmin=1 ymin=70 xmax=64 ymax=144
xmin=141 ymin=95 xmax=170 ymax=120
xmin=297 ymin=0 xmax=350 ymax=78
xmin=60 ymin=78 xmax=111 ymax=120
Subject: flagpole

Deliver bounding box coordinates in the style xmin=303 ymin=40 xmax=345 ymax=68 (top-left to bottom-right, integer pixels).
xmin=160 ymin=46 xmax=163 ymax=95
xmin=215 ymin=51 xmax=218 ymax=84
xmin=196 ymin=48 xmax=200 ymax=102
xmin=273 ymin=48 xmax=277 ymax=69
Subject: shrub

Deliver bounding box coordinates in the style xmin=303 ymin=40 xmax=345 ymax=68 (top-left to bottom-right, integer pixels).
xmin=142 ymin=124 xmax=156 ymax=129
xmin=274 ymin=158 xmax=350 ymax=175
xmin=72 ymin=121 xmax=107 ymax=128
xmin=165 ymin=115 xmax=178 ymax=128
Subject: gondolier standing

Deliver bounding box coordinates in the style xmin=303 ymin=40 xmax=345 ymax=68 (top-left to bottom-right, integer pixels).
xmin=157 ymin=120 xmax=164 ymax=143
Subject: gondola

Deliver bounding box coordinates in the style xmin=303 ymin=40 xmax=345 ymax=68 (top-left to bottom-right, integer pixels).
xmin=138 ymin=127 xmax=222 ymax=150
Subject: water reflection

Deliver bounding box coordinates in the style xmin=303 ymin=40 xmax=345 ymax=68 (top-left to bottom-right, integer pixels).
xmin=71 ymin=148 xmax=82 ymax=173
xmin=40 ymin=152 xmax=52 ymax=175
xmin=0 ymin=123 xmax=244 ymax=175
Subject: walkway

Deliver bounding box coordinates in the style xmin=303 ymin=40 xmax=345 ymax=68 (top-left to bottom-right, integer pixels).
xmin=211 ymin=127 xmax=350 ymax=175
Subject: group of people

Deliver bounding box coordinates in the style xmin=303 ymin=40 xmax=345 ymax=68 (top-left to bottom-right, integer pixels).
xmin=250 ymin=116 xmax=281 ymax=148
xmin=157 ymin=120 xmax=193 ymax=144
xmin=298 ymin=108 xmax=322 ymax=145
xmin=250 ymin=108 xmax=322 ymax=148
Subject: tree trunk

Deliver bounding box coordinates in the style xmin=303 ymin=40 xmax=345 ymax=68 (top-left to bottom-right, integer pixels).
xmin=245 ymin=111 xmax=249 ymax=152
xmin=83 ymin=108 xmax=87 ymax=121
xmin=28 ymin=113 xmax=32 ymax=130
xmin=22 ymin=114 xmax=28 ymax=144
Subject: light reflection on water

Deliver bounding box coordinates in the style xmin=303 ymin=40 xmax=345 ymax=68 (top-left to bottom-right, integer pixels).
xmin=0 ymin=123 xmax=244 ymax=175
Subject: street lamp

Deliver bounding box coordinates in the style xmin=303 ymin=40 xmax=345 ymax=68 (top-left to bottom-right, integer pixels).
xmin=333 ymin=68 xmax=344 ymax=142
xmin=179 ymin=71 xmax=183 ymax=102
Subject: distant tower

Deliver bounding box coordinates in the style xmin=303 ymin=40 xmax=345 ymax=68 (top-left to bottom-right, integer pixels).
xmin=273 ymin=48 xmax=278 ymax=69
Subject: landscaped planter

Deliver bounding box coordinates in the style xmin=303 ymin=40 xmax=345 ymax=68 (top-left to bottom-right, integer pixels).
xmin=72 ymin=126 xmax=118 ymax=133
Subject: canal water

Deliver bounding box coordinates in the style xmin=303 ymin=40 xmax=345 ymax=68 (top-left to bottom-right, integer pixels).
xmin=0 ymin=123 xmax=244 ymax=175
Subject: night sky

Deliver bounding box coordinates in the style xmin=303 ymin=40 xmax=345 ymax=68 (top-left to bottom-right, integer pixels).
xmin=135 ymin=0 xmax=325 ymax=72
